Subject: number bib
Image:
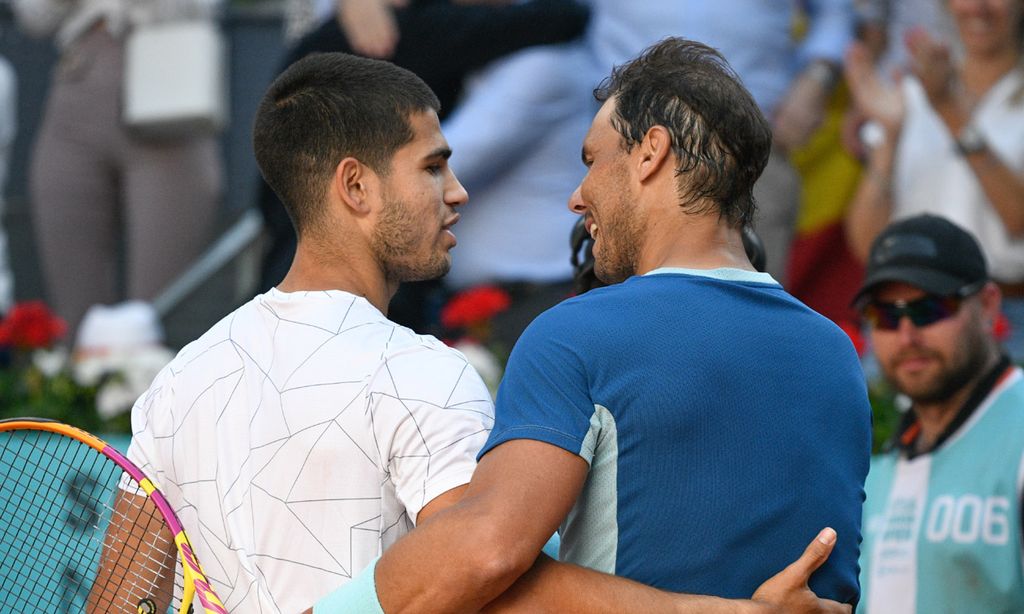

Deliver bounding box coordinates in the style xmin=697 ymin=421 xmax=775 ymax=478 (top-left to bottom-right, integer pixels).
xmin=860 ymin=370 xmax=1024 ymax=613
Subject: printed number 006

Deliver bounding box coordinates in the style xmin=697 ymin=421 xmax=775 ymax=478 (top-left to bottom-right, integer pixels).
xmin=925 ymin=495 xmax=1010 ymax=545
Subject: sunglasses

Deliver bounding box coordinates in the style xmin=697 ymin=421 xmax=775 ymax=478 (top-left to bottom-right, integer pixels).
xmin=860 ymin=281 xmax=985 ymax=331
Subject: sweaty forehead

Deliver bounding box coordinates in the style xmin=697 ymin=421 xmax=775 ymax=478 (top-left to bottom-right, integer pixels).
xmin=592 ymin=99 xmax=617 ymax=132
xmin=583 ymin=99 xmax=620 ymax=152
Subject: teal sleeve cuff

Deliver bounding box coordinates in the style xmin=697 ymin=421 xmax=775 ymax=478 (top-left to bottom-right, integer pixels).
xmin=314 ymin=556 xmax=385 ymax=614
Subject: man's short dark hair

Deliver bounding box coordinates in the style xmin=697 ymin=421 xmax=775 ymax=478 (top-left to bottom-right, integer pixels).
xmin=253 ymin=53 xmax=440 ymax=236
xmin=594 ymin=37 xmax=771 ymax=227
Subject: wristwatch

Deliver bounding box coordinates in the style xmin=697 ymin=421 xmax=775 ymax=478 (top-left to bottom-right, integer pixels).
xmin=954 ymin=124 xmax=988 ymax=156
xmin=804 ymin=60 xmax=839 ymax=92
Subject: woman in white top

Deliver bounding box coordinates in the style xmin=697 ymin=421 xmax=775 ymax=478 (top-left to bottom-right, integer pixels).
xmin=845 ymin=0 xmax=1024 ymax=278
xmin=845 ymin=0 xmax=1024 ymax=354
xmin=12 ymin=0 xmax=223 ymax=335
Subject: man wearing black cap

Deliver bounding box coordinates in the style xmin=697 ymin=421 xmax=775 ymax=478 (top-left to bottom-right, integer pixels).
xmin=855 ymin=214 xmax=1024 ymax=612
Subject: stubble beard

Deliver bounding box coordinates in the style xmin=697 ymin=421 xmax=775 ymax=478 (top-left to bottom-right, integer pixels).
xmin=594 ymin=191 xmax=643 ymax=285
xmin=372 ymin=195 xmax=450 ymax=283
xmin=887 ymin=318 xmax=993 ymax=405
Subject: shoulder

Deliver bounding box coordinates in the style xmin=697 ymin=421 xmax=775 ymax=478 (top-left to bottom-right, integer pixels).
xmin=505 ymin=285 xmax=639 ymax=374
xmin=510 ymin=288 xmax=614 ymax=356
xmin=370 ymin=330 xmax=492 ymax=406
xmin=131 ymin=301 xmax=256 ymax=418
xmin=526 ymin=283 xmax=633 ymax=329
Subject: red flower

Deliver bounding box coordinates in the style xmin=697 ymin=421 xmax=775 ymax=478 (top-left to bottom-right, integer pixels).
xmin=995 ymin=312 xmax=1011 ymax=342
xmin=0 ymin=301 xmax=67 ymax=350
xmin=837 ymin=319 xmax=866 ymax=357
xmin=441 ymin=286 xmax=511 ymax=329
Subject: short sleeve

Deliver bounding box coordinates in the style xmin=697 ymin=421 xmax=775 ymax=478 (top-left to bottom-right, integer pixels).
xmin=126 ymin=362 xmax=176 ymax=481
xmin=367 ymin=343 xmax=494 ymax=522
xmin=478 ymin=307 xmax=595 ymax=461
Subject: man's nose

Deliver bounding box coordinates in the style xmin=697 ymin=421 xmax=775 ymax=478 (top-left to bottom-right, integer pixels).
xmin=895 ymin=314 xmax=922 ymax=343
xmin=446 ymin=168 xmax=469 ymax=207
xmin=568 ymin=185 xmax=586 ymax=214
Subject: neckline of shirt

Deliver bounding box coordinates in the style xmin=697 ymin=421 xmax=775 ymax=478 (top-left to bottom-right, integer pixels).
xmin=264 ymin=287 xmax=383 ymax=312
xmin=642 ymin=267 xmax=780 ymax=285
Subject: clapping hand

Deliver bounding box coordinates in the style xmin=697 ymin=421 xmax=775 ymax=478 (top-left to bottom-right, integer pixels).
xmin=844 ymin=40 xmax=904 ymax=138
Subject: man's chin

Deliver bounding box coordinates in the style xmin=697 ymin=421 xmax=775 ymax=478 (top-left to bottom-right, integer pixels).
xmin=892 ymin=374 xmax=946 ymax=404
xmin=595 ymin=264 xmax=633 ymax=286
xmin=400 ymin=259 xmax=451 ymax=283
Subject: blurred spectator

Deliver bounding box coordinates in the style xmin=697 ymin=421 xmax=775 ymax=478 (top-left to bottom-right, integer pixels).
xmin=855 ymin=214 xmax=1024 ymax=613
xmin=283 ymin=0 xmax=334 ymax=42
xmin=256 ymin=0 xmax=589 ymax=333
xmin=284 ymin=0 xmax=402 ymax=52
xmin=0 ymin=54 xmax=14 ymax=314
xmin=12 ymin=0 xmax=224 ymax=334
xmin=854 ymin=0 xmax=956 ymax=81
xmin=845 ymin=0 xmax=1024 ymax=356
xmin=441 ymin=42 xmax=592 ymax=345
xmin=785 ymin=81 xmax=865 ymax=330
xmin=785 ymin=2 xmax=958 ymax=332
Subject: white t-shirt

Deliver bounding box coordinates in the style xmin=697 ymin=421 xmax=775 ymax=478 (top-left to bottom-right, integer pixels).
xmin=894 ymin=72 xmax=1024 ymax=282
xmin=127 ymin=289 xmax=494 ymax=613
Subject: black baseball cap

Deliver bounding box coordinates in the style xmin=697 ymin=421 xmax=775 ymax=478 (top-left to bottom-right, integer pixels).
xmin=853 ymin=214 xmax=988 ymax=305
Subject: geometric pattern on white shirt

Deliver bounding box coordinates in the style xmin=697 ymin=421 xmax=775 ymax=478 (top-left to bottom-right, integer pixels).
xmin=127 ymin=289 xmax=494 ymax=613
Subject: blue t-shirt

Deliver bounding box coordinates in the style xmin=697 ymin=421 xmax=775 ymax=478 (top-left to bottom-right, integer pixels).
xmin=480 ymin=268 xmax=871 ymax=602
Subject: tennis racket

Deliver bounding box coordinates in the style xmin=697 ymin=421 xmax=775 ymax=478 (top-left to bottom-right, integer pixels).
xmin=0 ymin=417 xmax=226 ymax=613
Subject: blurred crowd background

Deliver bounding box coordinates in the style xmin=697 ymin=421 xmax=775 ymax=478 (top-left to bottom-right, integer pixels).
xmin=0 ymin=0 xmax=1021 ymax=437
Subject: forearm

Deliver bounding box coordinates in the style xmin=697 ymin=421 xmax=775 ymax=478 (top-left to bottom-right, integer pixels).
xmin=373 ymin=442 xmax=588 ymax=613
xmin=481 ymin=555 xmax=757 ymax=614
xmin=965 ymin=150 xmax=1024 ymax=237
xmin=846 ymin=137 xmax=897 ymax=262
xmin=373 ymin=498 xmax=538 ymax=613
xmin=932 ymin=100 xmax=1024 ymax=236
xmin=87 ymin=492 xmax=176 ymax=612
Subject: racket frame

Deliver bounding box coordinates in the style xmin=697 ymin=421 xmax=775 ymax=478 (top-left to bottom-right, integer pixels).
xmin=0 ymin=418 xmax=227 ymax=614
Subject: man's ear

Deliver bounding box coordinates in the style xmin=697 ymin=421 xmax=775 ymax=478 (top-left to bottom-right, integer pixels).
xmin=980 ymin=281 xmax=1003 ymax=328
xmin=636 ymin=125 xmax=673 ymax=183
xmin=333 ymin=157 xmax=375 ymax=215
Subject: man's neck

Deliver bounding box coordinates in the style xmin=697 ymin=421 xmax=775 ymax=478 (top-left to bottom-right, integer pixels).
xmin=636 ymin=212 xmax=753 ymax=274
xmin=277 ymin=241 xmax=396 ymax=315
xmin=913 ymin=390 xmax=973 ymax=453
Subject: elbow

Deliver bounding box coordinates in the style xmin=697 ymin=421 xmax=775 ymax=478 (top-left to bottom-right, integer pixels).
xmin=455 ymin=522 xmax=538 ymax=598
xmin=468 ymin=532 xmax=536 ymax=592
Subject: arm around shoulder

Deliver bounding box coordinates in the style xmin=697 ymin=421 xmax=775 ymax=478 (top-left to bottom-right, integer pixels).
xmin=372 ymin=439 xmax=589 ymax=613
xmin=480 ymin=528 xmax=852 ymax=614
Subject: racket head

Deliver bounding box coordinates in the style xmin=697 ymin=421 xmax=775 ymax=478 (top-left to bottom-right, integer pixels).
xmin=0 ymin=418 xmax=226 ymax=613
